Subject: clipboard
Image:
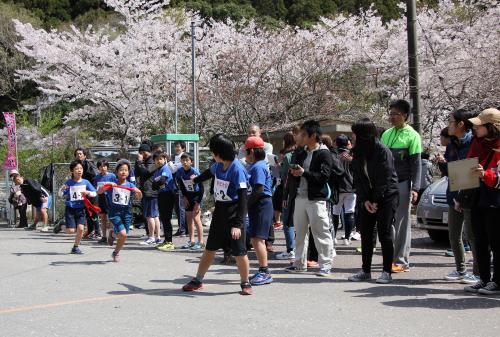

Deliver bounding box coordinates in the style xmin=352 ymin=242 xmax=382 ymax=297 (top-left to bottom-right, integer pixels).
xmin=448 ymin=158 xmax=480 ymax=192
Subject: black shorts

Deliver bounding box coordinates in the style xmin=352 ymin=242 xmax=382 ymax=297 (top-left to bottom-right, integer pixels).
xmin=206 ymin=201 xmax=247 ymax=256
xmin=184 ymin=193 xmax=199 ymax=212
xmin=272 ymin=184 xmax=283 ymax=212
xmin=98 ymin=195 xmax=108 ymax=214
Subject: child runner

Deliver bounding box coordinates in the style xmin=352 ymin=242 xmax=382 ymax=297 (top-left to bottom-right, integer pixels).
xmin=98 ymin=160 xmax=142 ymax=262
xmin=182 ymin=134 xmax=252 ymax=295
xmin=152 ymin=152 xmax=176 ymax=251
xmin=95 ymin=160 xmax=116 ymax=244
xmin=245 ymin=136 xmax=274 ymax=285
xmin=176 ymin=153 xmax=205 ymax=251
xmin=59 ymin=160 xmax=97 ymax=254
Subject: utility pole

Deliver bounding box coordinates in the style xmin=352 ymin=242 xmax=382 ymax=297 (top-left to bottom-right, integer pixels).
xmin=174 ymin=63 xmax=178 ymax=133
xmin=191 ymin=21 xmax=197 ymax=134
xmin=407 ymin=0 xmax=421 ymax=133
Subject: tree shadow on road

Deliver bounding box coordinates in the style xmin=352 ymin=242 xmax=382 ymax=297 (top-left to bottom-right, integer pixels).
xmin=50 ymin=260 xmax=111 ymax=266
xmin=12 ymin=252 xmax=67 ymax=256
xmin=107 ymin=282 xmax=235 ymax=298
xmin=345 ymin=285 xmax=500 ymax=310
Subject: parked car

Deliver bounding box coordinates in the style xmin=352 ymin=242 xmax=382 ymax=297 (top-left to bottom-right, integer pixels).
xmin=416 ymin=176 xmax=449 ymax=242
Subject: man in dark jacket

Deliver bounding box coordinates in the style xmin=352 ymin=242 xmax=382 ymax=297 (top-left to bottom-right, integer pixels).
xmin=283 ymin=120 xmax=334 ymax=276
xmin=135 ymin=142 xmax=161 ymax=245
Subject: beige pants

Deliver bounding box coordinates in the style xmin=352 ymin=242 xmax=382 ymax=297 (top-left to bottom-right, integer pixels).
xmin=293 ymin=197 xmax=334 ymax=270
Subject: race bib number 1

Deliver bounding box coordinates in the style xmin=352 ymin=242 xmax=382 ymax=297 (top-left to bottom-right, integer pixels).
xmin=112 ymin=187 xmax=131 ymax=206
xmin=214 ymin=178 xmax=232 ymax=202
xmin=70 ymin=185 xmax=86 ymax=201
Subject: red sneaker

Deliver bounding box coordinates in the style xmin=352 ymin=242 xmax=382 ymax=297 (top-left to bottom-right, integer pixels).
xmin=182 ymin=278 xmax=204 ymax=292
xmin=240 ymin=282 xmax=253 ymax=295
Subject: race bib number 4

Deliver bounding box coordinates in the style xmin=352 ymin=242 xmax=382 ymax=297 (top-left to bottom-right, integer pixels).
xmin=214 ymin=178 xmax=232 ymax=202
xmin=112 ymin=187 xmax=131 ymax=206
xmin=183 ymin=179 xmax=195 ymax=192
xmin=70 ymin=185 xmax=86 ymax=201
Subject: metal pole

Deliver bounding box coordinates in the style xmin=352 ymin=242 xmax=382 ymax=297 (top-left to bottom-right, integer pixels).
xmin=175 ymin=63 xmax=178 ymax=133
xmin=407 ymin=0 xmax=421 ymax=133
xmin=191 ymin=21 xmax=197 ymax=134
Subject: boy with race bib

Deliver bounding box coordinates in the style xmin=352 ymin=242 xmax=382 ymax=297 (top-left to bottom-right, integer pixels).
xmin=95 ymin=160 xmax=116 ymax=244
xmin=98 ymin=160 xmax=142 ymax=262
xmin=59 ymin=160 xmax=97 ymax=254
xmin=182 ymin=134 xmax=252 ymax=295
xmin=176 ymin=153 xmax=205 ymax=251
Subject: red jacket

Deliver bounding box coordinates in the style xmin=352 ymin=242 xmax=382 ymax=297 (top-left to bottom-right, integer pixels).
xmin=468 ymin=137 xmax=500 ymax=189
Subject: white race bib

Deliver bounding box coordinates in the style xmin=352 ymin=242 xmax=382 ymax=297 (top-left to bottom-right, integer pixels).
xmin=112 ymin=187 xmax=131 ymax=206
xmin=214 ymin=177 xmax=232 ymax=202
xmin=183 ymin=179 xmax=195 ymax=192
xmin=70 ymin=185 xmax=86 ymax=201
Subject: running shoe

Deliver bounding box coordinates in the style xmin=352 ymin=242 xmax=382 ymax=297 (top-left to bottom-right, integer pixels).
xmin=350 ymin=232 xmax=361 ymax=241
xmin=444 ymin=270 xmax=466 ymax=281
xmin=391 ymin=264 xmax=409 ymax=273
xmin=273 ymin=222 xmax=283 ymax=230
xmin=190 ymin=242 xmax=204 ymax=251
xmin=140 ymin=238 xmax=156 ymax=245
xmin=478 ymin=282 xmax=500 ymax=296
xmin=307 ymin=260 xmax=319 ymax=268
xmin=181 ymin=241 xmax=195 ymax=249
xmin=250 ymin=272 xmax=273 ymax=286
xmin=316 ymin=267 xmax=331 ymax=277
xmin=53 ymin=222 xmax=62 ymax=234
xmin=464 ymin=281 xmax=487 ymax=293
xmin=376 ymin=271 xmax=393 ymax=284
xmin=460 ymin=274 xmax=481 ymax=285
xmin=343 ymin=238 xmax=351 ymax=246
xmin=182 ymin=278 xmax=203 ymax=292
xmin=276 ymin=251 xmax=295 ymax=260
xmin=155 ymin=238 xmax=162 ymax=245
xmin=285 ymin=266 xmax=307 ymax=273
xmin=70 ymin=246 xmax=83 ymax=254
xmin=25 ymin=224 xmax=36 ymax=231
xmin=240 ymin=282 xmax=253 ymax=295
xmin=112 ymin=251 xmax=120 ymax=262
xmin=348 ymin=271 xmax=372 ymax=282
xmin=40 ymin=225 xmax=50 ymax=233
xmin=157 ymin=242 xmax=175 ymax=251
xmin=445 ymin=249 xmax=454 ymax=257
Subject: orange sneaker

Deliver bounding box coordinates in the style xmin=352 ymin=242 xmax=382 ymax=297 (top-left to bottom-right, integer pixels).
xmin=391 ymin=263 xmax=409 ymax=273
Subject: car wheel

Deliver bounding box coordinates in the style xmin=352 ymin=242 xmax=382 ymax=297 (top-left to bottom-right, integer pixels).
xmin=427 ymin=229 xmax=449 ymax=243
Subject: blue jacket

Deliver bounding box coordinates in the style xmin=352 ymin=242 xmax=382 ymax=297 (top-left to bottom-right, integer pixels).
xmin=444 ymin=131 xmax=473 ymax=205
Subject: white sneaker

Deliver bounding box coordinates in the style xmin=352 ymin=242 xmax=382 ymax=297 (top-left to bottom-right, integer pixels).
xmin=376 ymin=271 xmax=393 ymax=284
xmin=343 ymin=239 xmax=351 ymax=246
xmin=40 ymin=226 xmax=50 ymax=233
xmin=332 ymin=248 xmax=337 ymax=259
xmin=140 ymin=238 xmax=155 ymax=245
xmin=351 ymin=232 xmax=361 ymax=241
xmin=276 ymin=251 xmax=295 ymax=260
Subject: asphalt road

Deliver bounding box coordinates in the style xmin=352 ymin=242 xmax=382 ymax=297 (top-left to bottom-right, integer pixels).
xmin=0 ymin=225 xmax=499 ymax=337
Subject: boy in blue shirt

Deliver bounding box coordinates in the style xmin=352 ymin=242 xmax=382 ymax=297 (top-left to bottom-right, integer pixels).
xmin=152 ymin=152 xmax=176 ymax=251
xmin=182 ymin=134 xmax=252 ymax=295
xmin=176 ymin=153 xmax=205 ymax=251
xmin=95 ymin=160 xmax=116 ymax=244
xmin=245 ymin=136 xmax=274 ymax=285
xmin=98 ymin=160 xmax=142 ymax=262
xmin=59 ymin=160 xmax=97 ymax=254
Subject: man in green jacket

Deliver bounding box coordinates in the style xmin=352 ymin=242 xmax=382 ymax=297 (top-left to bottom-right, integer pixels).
xmin=381 ymin=99 xmax=422 ymax=273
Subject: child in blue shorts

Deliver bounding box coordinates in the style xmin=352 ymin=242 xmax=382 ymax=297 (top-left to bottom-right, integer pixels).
xmin=182 ymin=134 xmax=252 ymax=295
xmin=95 ymin=160 xmax=116 ymax=244
xmin=245 ymin=136 xmax=274 ymax=285
xmin=59 ymin=160 xmax=97 ymax=254
xmin=176 ymin=153 xmax=205 ymax=251
xmin=98 ymin=160 xmax=142 ymax=262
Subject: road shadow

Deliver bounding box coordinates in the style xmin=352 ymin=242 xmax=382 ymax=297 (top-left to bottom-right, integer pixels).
xmin=50 ymin=260 xmax=111 ymax=266
xmin=108 ymin=282 xmax=235 ymax=298
xmin=345 ymin=284 xmax=500 ymax=310
xmin=12 ymin=252 xmax=67 ymax=256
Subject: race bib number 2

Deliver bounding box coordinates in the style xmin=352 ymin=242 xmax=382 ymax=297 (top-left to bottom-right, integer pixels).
xmin=214 ymin=178 xmax=231 ymax=202
xmin=112 ymin=187 xmax=131 ymax=206
xmin=70 ymin=185 xmax=86 ymax=201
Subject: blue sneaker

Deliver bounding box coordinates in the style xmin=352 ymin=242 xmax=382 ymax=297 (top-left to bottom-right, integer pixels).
xmin=71 ymin=246 xmax=83 ymax=254
xmin=250 ymin=272 xmax=273 ymax=286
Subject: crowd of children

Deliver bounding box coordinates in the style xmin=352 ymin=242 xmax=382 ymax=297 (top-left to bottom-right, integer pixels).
xmin=8 ymin=104 xmax=500 ymax=297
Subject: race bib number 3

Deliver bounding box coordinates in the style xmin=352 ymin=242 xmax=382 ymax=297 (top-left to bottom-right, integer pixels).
xmin=183 ymin=179 xmax=195 ymax=192
xmin=214 ymin=178 xmax=232 ymax=202
xmin=112 ymin=187 xmax=131 ymax=206
xmin=70 ymin=185 xmax=86 ymax=201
